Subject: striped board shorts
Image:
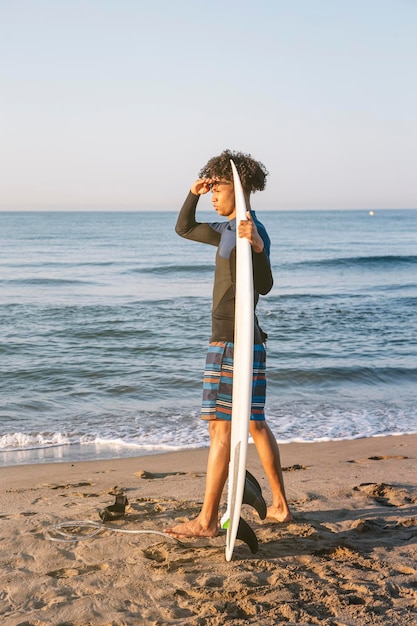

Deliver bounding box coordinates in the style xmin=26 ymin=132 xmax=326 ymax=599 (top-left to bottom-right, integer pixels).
xmin=201 ymin=341 xmax=266 ymax=421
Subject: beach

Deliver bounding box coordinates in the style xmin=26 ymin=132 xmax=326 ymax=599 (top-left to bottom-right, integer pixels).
xmin=1 ymin=434 xmax=416 ymax=625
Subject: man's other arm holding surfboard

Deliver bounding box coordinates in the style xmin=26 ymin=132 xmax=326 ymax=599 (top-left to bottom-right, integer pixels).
xmin=166 ymin=150 xmax=292 ymax=540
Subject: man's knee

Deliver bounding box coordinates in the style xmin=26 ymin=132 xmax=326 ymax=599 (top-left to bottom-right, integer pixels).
xmin=208 ymin=420 xmax=231 ymax=445
xmin=249 ymin=420 xmax=268 ymax=437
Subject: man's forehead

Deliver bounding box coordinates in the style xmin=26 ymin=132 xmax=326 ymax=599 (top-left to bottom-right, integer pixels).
xmin=211 ymin=179 xmax=232 ymax=189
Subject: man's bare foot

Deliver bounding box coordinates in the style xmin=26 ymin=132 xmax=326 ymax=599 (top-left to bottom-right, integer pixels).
xmin=165 ymin=517 xmax=219 ymax=538
xmin=265 ymin=506 xmax=293 ymax=523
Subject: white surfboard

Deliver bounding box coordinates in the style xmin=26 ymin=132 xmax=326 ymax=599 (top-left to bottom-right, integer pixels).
xmin=222 ymin=160 xmax=255 ymax=561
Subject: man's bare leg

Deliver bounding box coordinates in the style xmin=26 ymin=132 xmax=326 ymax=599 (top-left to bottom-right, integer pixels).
xmin=166 ymin=420 xmax=231 ymax=537
xmin=250 ymin=421 xmax=293 ymax=522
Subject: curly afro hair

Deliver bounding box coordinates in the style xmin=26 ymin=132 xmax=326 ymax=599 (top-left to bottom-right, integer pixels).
xmin=198 ymin=149 xmax=268 ymax=193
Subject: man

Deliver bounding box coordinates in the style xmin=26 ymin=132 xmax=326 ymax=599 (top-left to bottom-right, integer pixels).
xmin=166 ymin=150 xmax=292 ymax=538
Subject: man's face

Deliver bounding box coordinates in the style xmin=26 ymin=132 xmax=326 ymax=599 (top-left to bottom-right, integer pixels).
xmin=210 ymin=180 xmax=236 ymax=219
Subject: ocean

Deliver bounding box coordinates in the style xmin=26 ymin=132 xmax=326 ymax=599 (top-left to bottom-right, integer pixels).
xmin=1 ymin=209 xmax=416 ymax=467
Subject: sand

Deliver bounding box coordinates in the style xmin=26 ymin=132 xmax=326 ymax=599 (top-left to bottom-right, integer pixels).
xmin=1 ymin=434 xmax=416 ymax=625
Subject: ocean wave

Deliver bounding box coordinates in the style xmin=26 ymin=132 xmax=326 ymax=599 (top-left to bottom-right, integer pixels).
xmin=287 ymin=255 xmax=417 ymax=270
xmin=2 ymin=427 xmax=417 ymax=467
xmin=3 ymin=396 xmax=417 ymax=457
xmin=0 ymin=278 xmax=99 ymax=286
xmin=125 ymin=264 xmax=212 ymax=276
xmin=5 ymin=261 xmax=118 ymax=269
xmin=0 ymin=431 xmax=72 ymax=451
xmin=267 ymin=365 xmax=417 ymax=387
xmin=0 ymin=428 xmax=209 ymax=454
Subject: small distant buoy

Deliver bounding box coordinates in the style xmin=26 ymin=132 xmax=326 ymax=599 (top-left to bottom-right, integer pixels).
xmin=369 ymin=210 xmax=374 ymax=216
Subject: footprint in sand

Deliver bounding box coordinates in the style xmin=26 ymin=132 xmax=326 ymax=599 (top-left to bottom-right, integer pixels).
xmin=354 ymin=482 xmax=416 ymax=507
xmin=348 ymin=455 xmax=408 ymax=463
xmin=134 ymin=469 xmax=188 ymax=479
xmin=46 ymin=481 xmax=94 ymax=490
xmin=46 ymin=563 xmax=109 ymax=579
xmin=142 ymin=546 xmax=168 ymax=563
xmin=142 ymin=545 xmax=194 ymax=572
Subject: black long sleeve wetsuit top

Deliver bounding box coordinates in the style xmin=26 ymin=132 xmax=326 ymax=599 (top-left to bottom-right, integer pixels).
xmin=175 ymin=192 xmax=273 ymax=344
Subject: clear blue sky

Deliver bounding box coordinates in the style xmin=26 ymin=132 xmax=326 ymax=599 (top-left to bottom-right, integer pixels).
xmin=1 ymin=0 xmax=416 ymax=210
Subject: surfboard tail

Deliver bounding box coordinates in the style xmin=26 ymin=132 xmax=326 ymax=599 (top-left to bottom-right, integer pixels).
xmin=224 ymin=468 xmax=266 ymax=559
xmin=236 ymin=517 xmax=258 ymax=554
xmin=243 ymin=470 xmax=267 ymax=520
